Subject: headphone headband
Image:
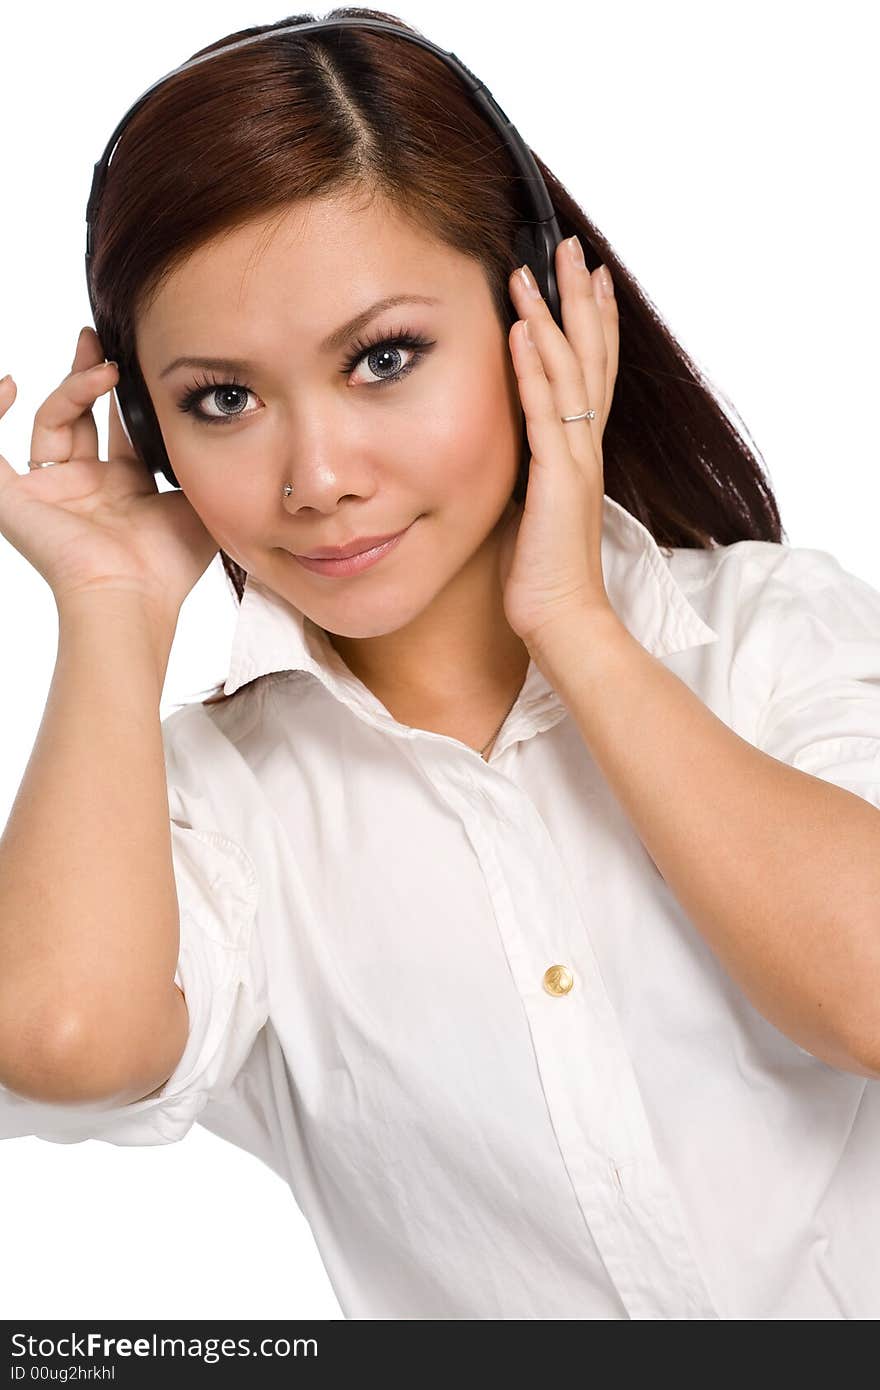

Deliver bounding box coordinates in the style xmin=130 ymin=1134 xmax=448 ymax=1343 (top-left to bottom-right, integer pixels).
xmin=85 ymin=18 xmax=563 ymax=486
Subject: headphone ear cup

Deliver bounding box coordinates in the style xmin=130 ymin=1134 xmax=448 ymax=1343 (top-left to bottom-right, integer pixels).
xmin=511 ymin=223 xmax=540 ymax=283
xmin=509 ymin=222 xmax=543 ymax=505
xmin=510 ymin=221 xmax=562 ymax=326
xmin=114 ymin=364 xmax=181 ymax=489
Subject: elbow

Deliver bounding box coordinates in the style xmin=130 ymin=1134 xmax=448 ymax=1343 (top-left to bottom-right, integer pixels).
xmin=847 ymin=1036 xmax=880 ymax=1082
xmin=0 ymin=1008 xmax=124 ymax=1105
xmin=841 ymin=983 xmax=880 ymax=1080
xmin=825 ymin=1010 xmax=880 ymax=1081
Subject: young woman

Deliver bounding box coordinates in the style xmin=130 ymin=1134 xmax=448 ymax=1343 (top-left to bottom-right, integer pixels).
xmin=1 ymin=9 xmax=879 ymax=1320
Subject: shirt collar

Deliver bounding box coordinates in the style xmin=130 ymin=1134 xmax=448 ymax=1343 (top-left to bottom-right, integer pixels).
xmin=222 ymin=496 xmax=719 ymax=738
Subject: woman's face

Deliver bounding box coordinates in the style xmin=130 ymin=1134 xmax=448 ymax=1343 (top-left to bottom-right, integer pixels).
xmin=135 ymin=191 xmax=524 ymax=641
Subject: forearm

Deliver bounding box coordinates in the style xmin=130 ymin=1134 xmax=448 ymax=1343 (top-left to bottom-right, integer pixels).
xmin=533 ymin=609 xmax=880 ymax=1078
xmin=0 ymin=592 xmax=182 ymax=1091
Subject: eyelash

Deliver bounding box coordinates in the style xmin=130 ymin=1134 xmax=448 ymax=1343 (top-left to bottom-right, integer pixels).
xmin=174 ymin=326 xmax=435 ymax=427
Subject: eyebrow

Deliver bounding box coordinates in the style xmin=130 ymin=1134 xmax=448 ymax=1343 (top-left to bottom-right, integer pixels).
xmin=158 ymin=293 xmax=442 ymax=379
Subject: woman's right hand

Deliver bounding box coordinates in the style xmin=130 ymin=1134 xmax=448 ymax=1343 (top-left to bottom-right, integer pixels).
xmin=0 ymin=326 xmax=219 ymax=625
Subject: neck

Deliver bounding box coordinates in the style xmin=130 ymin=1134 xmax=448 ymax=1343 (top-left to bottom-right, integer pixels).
xmin=326 ymin=530 xmax=531 ymax=749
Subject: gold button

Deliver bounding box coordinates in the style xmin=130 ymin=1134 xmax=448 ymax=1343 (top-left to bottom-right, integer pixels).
xmin=543 ymin=964 xmax=574 ymax=996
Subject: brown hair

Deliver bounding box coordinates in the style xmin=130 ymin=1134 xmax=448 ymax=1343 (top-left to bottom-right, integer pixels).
xmin=89 ymin=6 xmax=786 ymax=707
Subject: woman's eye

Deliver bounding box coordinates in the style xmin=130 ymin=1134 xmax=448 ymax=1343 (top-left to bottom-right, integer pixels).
xmin=179 ymin=383 xmax=260 ymax=426
xmin=175 ymin=331 xmax=435 ymax=426
xmin=345 ymin=334 xmax=431 ymax=388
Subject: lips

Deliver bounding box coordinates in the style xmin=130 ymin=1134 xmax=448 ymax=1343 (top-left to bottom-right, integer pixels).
xmin=292 ymin=521 xmax=414 ymax=578
xmin=297 ymin=528 xmax=408 ymax=560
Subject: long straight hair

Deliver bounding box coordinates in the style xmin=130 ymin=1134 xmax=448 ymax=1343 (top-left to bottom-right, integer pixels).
xmin=89 ymin=6 xmax=786 ymax=705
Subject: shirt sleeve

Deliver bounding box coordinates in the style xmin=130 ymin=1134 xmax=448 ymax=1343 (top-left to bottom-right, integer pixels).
xmin=0 ymin=779 xmax=269 ymax=1148
xmin=748 ymin=546 xmax=880 ymax=812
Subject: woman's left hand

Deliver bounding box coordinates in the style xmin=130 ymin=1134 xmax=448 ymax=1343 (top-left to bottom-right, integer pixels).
xmin=497 ymin=236 xmax=620 ymax=654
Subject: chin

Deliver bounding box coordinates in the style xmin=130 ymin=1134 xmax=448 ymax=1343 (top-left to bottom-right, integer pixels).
xmin=306 ymin=590 xmax=430 ymax=640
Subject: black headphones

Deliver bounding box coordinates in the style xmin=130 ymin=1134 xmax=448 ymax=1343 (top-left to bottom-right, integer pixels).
xmin=85 ymin=17 xmax=565 ymax=490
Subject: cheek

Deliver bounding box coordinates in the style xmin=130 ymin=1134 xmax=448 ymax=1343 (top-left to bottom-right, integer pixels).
xmin=445 ymin=336 xmax=521 ymax=463
xmin=434 ymin=374 xmax=521 ymax=509
xmin=175 ymin=473 xmax=263 ymax=557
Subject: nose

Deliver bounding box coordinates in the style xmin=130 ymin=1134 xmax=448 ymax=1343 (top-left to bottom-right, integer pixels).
xmin=276 ymin=404 xmax=378 ymax=511
xmin=279 ymin=450 xmax=374 ymax=511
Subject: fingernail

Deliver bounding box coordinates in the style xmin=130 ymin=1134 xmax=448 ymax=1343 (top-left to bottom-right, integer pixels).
xmin=566 ymin=235 xmax=586 ymax=268
xmin=598 ymin=264 xmax=614 ymax=298
xmin=517 ymin=264 xmax=541 ymax=299
xmin=0 ymin=374 xmax=11 ymax=385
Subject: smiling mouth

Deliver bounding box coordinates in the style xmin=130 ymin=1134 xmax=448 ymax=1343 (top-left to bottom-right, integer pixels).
xmin=289 ymin=520 xmax=416 ymax=577
xmin=296 ymin=526 xmax=409 ymax=560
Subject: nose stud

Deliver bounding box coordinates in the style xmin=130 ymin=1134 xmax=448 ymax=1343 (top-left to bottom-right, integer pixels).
xmin=282 ymin=483 xmax=293 ymax=497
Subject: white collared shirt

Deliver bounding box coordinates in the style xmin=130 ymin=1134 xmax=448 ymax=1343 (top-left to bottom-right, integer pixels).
xmin=3 ymin=495 xmax=880 ymax=1319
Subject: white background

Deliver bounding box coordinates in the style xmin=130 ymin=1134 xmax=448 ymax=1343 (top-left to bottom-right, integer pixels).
xmin=0 ymin=0 xmax=877 ymax=1320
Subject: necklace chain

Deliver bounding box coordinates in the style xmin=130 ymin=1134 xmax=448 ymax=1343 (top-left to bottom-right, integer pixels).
xmin=479 ymin=684 xmax=523 ymax=760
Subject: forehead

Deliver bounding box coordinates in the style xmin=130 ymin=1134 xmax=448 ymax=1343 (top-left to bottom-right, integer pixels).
xmin=137 ymin=192 xmax=462 ymax=345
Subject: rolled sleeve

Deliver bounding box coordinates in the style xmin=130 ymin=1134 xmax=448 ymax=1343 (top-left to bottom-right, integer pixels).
xmin=0 ymin=815 xmax=268 ymax=1147
xmin=749 ymin=548 xmax=880 ymax=812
